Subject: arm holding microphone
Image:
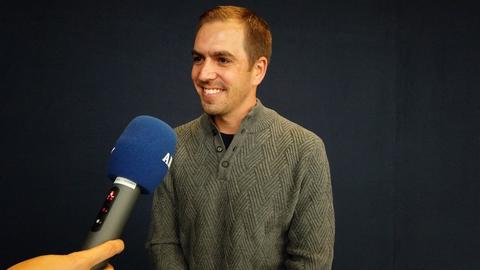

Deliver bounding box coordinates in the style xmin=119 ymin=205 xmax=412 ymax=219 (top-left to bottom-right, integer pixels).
xmin=8 ymin=239 xmax=124 ymax=270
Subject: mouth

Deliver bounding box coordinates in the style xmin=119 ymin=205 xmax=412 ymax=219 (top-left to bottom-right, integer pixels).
xmin=202 ymin=87 xmax=225 ymax=95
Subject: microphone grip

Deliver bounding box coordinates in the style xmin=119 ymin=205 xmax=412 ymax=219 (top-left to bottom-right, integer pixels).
xmin=83 ymin=180 xmax=141 ymax=270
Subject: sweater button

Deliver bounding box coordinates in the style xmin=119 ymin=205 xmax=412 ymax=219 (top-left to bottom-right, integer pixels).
xmin=221 ymin=161 xmax=230 ymax=168
xmin=216 ymin=146 xmax=223 ymax=152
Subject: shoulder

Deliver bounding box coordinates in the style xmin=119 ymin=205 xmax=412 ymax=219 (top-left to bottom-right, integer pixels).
xmin=174 ymin=116 xmax=204 ymax=142
xmin=168 ymin=116 xmax=205 ymax=170
xmin=272 ymin=112 xmax=326 ymax=151
xmin=257 ymin=108 xmax=328 ymax=167
xmin=264 ymin=111 xmax=330 ymax=184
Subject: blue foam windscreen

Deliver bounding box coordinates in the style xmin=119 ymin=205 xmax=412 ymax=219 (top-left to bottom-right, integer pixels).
xmin=107 ymin=116 xmax=176 ymax=194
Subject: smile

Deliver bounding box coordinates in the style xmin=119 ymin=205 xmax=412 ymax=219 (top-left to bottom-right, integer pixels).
xmin=203 ymin=88 xmax=225 ymax=95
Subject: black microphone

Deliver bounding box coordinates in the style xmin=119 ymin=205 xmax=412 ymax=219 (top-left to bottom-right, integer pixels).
xmin=83 ymin=116 xmax=176 ymax=270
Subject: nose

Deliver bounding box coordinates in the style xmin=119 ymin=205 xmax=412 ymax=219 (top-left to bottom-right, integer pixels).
xmin=196 ymin=59 xmax=217 ymax=81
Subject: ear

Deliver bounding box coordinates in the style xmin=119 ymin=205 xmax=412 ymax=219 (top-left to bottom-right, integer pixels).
xmin=251 ymin=56 xmax=268 ymax=86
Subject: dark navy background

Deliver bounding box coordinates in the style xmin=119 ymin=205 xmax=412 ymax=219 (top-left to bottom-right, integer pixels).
xmin=1 ymin=1 xmax=479 ymax=269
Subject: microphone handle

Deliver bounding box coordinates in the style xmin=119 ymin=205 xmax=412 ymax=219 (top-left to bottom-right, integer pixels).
xmin=83 ymin=180 xmax=141 ymax=270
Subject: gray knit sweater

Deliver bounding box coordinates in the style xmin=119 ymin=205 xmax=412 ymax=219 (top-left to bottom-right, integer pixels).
xmin=147 ymin=101 xmax=335 ymax=269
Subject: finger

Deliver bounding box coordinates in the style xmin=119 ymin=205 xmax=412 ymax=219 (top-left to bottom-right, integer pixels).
xmin=103 ymin=263 xmax=114 ymax=270
xmin=78 ymin=239 xmax=125 ymax=267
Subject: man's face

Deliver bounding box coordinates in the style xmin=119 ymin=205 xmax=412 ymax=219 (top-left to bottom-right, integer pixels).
xmin=191 ymin=20 xmax=257 ymax=120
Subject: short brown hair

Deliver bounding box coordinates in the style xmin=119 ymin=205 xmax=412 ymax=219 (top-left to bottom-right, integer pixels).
xmin=196 ymin=6 xmax=272 ymax=68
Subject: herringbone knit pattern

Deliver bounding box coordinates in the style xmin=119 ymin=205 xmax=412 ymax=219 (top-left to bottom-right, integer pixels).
xmin=147 ymin=101 xmax=335 ymax=270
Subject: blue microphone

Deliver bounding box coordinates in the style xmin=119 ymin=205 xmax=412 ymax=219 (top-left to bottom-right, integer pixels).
xmin=83 ymin=116 xmax=176 ymax=270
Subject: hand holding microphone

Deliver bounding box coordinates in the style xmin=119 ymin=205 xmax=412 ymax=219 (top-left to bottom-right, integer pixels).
xmin=7 ymin=239 xmax=124 ymax=270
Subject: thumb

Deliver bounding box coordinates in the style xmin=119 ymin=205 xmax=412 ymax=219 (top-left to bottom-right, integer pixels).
xmin=70 ymin=239 xmax=125 ymax=268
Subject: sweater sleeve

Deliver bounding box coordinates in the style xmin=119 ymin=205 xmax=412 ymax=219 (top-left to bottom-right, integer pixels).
xmin=146 ymin=172 xmax=187 ymax=270
xmin=285 ymin=138 xmax=335 ymax=270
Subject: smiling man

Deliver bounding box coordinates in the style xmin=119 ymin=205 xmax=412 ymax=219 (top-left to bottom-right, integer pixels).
xmin=147 ymin=6 xmax=335 ymax=270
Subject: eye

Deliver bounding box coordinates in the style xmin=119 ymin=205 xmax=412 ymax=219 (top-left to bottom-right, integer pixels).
xmin=218 ymin=57 xmax=231 ymax=64
xmin=192 ymin=55 xmax=203 ymax=64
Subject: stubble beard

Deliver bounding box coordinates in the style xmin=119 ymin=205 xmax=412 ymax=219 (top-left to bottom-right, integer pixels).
xmin=200 ymin=99 xmax=229 ymax=116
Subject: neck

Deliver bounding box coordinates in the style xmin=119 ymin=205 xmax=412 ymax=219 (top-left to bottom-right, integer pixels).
xmin=214 ymin=116 xmax=241 ymax=134
xmin=214 ymin=99 xmax=256 ymax=134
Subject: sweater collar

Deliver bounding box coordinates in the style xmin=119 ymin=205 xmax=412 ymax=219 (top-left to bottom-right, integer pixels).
xmin=200 ymin=99 xmax=277 ymax=136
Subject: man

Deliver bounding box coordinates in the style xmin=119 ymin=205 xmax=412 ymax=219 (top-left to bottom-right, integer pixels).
xmin=147 ymin=5 xmax=335 ymax=269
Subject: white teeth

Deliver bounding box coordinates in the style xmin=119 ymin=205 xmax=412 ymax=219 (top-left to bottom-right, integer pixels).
xmin=204 ymin=88 xmax=222 ymax=94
